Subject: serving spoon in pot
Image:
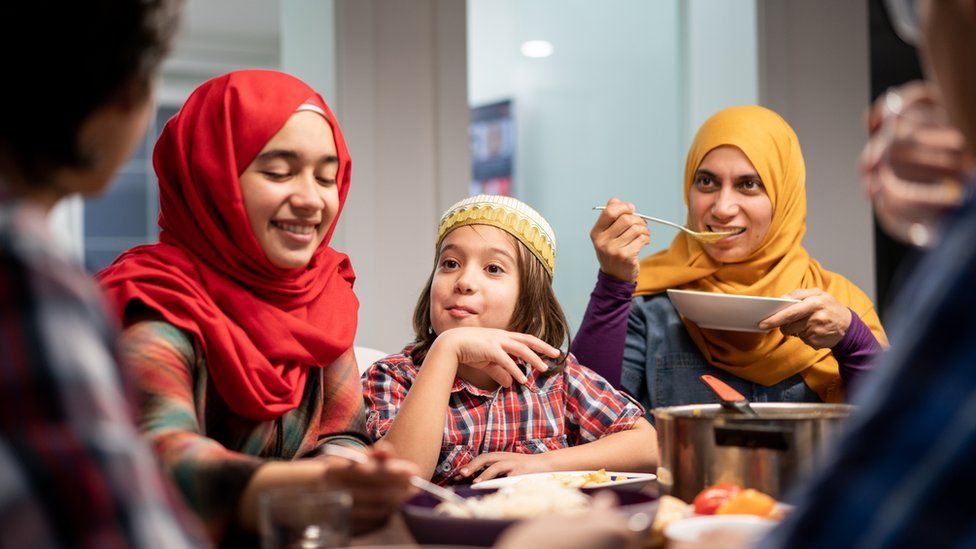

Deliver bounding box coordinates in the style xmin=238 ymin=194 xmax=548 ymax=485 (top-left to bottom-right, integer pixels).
xmin=699 ymin=374 xmax=760 ymax=417
xmin=592 ymin=206 xmax=743 ymax=244
xmin=323 ymin=444 xmax=467 ymax=506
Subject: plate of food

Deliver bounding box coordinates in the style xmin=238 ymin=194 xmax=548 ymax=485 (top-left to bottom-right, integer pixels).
xmin=471 ymin=469 xmax=656 ymax=491
xmin=666 ymin=289 xmax=800 ymax=332
xmin=402 ymin=480 xmax=658 ymax=546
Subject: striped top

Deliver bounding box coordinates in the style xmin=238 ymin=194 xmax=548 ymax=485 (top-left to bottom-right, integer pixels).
xmin=117 ymin=320 xmax=369 ymax=543
xmin=363 ymin=345 xmax=644 ymax=486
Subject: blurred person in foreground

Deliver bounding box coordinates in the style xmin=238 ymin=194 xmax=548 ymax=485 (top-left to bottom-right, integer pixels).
xmin=0 ymin=1 xmax=207 ymax=547
xmin=761 ymin=0 xmax=976 ymax=546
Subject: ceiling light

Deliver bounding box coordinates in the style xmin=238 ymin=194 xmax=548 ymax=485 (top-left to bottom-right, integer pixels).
xmin=520 ymin=40 xmax=553 ymax=58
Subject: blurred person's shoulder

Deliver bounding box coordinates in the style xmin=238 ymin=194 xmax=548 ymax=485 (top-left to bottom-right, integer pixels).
xmin=0 ymin=198 xmax=112 ymax=332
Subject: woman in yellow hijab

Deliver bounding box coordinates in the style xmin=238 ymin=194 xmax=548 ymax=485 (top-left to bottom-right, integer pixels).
xmin=572 ymin=105 xmax=886 ymax=410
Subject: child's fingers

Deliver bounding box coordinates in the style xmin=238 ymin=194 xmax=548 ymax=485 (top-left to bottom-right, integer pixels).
xmin=509 ymin=332 xmax=560 ymax=358
xmin=483 ymin=363 xmax=516 ymax=387
xmin=491 ymin=350 xmax=529 ymax=384
xmin=462 ymin=451 xmax=513 ymax=477
xmin=473 ymin=461 xmax=513 ymax=483
xmin=501 ymin=340 xmax=550 ymax=374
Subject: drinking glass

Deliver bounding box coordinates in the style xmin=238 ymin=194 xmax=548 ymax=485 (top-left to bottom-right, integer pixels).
xmin=868 ymin=87 xmax=975 ymax=248
xmin=259 ymin=486 xmax=352 ymax=549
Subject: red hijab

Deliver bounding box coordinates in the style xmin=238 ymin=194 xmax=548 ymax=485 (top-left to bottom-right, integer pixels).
xmin=98 ymin=70 xmax=358 ymax=421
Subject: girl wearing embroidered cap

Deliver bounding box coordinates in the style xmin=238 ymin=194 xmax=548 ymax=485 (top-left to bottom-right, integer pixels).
xmin=362 ymin=195 xmax=659 ymax=485
xmin=97 ymin=70 xmax=418 ymax=543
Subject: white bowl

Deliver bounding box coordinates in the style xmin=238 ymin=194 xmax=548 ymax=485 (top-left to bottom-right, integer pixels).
xmin=664 ymin=515 xmax=776 ymax=549
xmin=666 ymin=289 xmax=800 ymax=333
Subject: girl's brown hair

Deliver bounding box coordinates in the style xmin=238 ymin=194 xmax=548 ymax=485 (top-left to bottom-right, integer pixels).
xmin=411 ymin=229 xmax=571 ymax=373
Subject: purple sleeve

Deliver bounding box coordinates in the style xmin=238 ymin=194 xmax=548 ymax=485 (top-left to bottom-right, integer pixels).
xmin=831 ymin=309 xmax=883 ymax=395
xmin=570 ymin=270 xmax=636 ymax=385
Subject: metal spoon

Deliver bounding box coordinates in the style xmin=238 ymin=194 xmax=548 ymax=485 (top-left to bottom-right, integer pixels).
xmin=322 ymin=444 xmax=468 ymax=506
xmin=592 ymin=206 xmax=743 ymax=244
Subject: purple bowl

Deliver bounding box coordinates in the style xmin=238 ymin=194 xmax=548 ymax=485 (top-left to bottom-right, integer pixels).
xmin=401 ymin=486 xmax=658 ymax=547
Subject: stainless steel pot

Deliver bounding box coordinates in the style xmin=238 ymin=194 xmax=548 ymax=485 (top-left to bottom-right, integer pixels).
xmin=652 ymin=403 xmax=853 ymax=502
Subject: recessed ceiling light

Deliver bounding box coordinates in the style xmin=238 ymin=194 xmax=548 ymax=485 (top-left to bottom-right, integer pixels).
xmin=521 ymin=40 xmax=554 ymax=58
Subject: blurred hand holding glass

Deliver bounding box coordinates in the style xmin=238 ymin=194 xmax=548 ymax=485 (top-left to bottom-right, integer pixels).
xmin=863 ymin=82 xmax=976 ymax=247
xmin=259 ymin=486 xmax=352 ymax=549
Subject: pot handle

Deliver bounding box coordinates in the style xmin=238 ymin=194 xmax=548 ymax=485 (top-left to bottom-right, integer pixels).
xmin=713 ymin=423 xmax=791 ymax=451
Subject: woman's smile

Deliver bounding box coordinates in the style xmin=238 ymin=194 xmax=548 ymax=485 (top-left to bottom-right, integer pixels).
xmin=271 ymin=219 xmax=320 ymax=244
xmin=240 ymin=110 xmax=340 ymax=269
xmin=707 ymin=224 xmax=747 ymax=241
xmin=689 ymin=145 xmax=773 ymax=263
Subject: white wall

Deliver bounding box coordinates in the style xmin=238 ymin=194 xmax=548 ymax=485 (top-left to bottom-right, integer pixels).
xmin=159 ymin=0 xmax=281 ymax=106
xmin=467 ymin=0 xmax=760 ymax=330
xmin=759 ymin=0 xmax=875 ymax=299
xmin=683 ymin=0 xmax=760 ymax=142
xmin=334 ymin=0 xmax=470 ymax=353
xmin=281 ymin=0 xmax=337 ymax=106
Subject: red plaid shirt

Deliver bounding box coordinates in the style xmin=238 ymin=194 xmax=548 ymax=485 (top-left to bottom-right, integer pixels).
xmin=363 ymin=345 xmax=644 ymax=486
xmin=0 ymin=200 xmax=207 ymax=547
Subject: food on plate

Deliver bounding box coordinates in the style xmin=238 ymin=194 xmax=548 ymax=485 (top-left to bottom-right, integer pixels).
xmin=715 ymin=489 xmax=777 ymax=517
xmin=551 ymin=468 xmax=616 ymax=488
xmin=692 ymin=483 xmax=742 ymax=515
xmin=435 ymin=479 xmax=590 ymax=519
xmin=692 ymin=484 xmax=781 ymax=519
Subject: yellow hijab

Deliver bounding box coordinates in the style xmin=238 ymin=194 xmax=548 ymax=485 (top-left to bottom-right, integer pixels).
xmin=635 ymin=105 xmax=886 ymax=403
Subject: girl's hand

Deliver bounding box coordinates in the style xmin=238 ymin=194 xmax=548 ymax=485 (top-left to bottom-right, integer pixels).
xmin=321 ymin=442 xmax=419 ymax=535
xmin=758 ymin=289 xmax=853 ymax=349
xmin=458 ymin=452 xmax=553 ymax=483
xmin=590 ymin=198 xmax=650 ymax=283
xmin=434 ymin=327 xmax=560 ymax=387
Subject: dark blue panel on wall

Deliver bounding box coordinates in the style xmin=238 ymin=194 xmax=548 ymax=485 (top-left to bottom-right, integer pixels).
xmin=85 ymin=249 xmax=126 ymax=273
xmin=83 ymin=173 xmax=148 ymax=238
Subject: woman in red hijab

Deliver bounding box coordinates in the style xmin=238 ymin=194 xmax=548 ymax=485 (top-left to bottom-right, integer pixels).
xmin=99 ymin=70 xmax=417 ymax=543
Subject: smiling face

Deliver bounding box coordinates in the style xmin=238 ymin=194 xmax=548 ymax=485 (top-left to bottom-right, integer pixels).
xmin=239 ymin=111 xmax=340 ymax=269
xmin=688 ymin=145 xmax=774 ymax=263
xmin=429 ymin=225 xmax=521 ymax=335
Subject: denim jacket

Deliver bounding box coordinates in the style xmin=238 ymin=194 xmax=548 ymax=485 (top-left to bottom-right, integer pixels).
xmin=621 ymin=294 xmax=821 ymax=421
